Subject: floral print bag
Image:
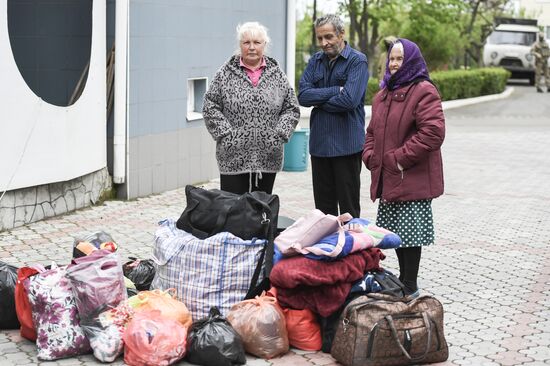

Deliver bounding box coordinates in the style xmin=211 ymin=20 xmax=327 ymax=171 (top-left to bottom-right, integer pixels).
xmin=24 ymin=264 xmax=91 ymax=360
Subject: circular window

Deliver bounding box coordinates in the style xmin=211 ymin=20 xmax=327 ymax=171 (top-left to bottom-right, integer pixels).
xmin=8 ymin=0 xmax=93 ymax=107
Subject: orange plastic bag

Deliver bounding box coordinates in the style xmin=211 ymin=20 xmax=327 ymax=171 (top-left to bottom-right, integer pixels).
xmin=123 ymin=310 xmax=187 ymax=366
xmin=15 ymin=267 xmax=40 ymax=341
xmin=283 ymin=308 xmax=322 ymax=351
xmin=131 ymin=289 xmax=192 ymax=329
xmin=227 ymin=294 xmax=289 ymax=359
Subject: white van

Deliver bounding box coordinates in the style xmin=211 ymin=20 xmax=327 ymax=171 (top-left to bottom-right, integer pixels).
xmin=483 ymin=18 xmax=539 ymax=84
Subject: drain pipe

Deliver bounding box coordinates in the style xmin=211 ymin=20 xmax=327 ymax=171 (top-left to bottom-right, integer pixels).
xmin=113 ymin=0 xmax=129 ymax=188
xmin=286 ymin=0 xmax=296 ymax=88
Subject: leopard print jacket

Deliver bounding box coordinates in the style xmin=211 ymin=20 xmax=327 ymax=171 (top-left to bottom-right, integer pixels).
xmin=203 ymin=55 xmax=300 ymax=174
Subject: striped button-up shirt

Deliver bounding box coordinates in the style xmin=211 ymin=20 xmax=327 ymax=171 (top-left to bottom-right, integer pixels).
xmin=298 ymin=43 xmax=369 ymax=157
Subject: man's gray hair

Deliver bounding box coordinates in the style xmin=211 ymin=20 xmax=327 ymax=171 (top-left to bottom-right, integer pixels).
xmin=314 ymin=14 xmax=345 ymax=35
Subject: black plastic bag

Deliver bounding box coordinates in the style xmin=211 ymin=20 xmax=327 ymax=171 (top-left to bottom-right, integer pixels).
xmin=186 ymin=307 xmax=246 ymax=366
xmin=0 ymin=261 xmax=20 ymax=329
xmin=122 ymin=257 xmax=155 ymax=291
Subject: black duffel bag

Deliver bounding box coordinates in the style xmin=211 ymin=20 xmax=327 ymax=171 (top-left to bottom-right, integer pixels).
xmin=177 ymin=185 xmax=279 ymax=241
xmin=176 ymin=185 xmax=279 ymax=297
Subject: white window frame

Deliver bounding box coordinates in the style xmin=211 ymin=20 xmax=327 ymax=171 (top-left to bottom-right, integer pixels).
xmin=186 ymin=77 xmax=208 ymax=121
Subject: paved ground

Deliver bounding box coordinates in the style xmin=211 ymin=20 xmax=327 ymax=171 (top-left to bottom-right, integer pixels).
xmin=1 ymin=84 xmax=549 ymax=365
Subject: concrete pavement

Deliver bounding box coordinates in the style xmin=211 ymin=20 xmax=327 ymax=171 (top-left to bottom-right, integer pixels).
xmin=1 ymin=84 xmax=549 ymax=365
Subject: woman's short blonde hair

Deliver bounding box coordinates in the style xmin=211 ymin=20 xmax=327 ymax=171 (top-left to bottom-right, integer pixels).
xmin=236 ymin=21 xmax=271 ymax=54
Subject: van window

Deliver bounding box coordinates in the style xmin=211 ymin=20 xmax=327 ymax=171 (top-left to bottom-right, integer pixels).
xmin=488 ymin=31 xmax=536 ymax=46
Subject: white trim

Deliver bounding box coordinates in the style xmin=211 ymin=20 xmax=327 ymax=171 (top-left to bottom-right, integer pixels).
xmin=187 ymin=111 xmax=204 ymax=122
xmin=286 ymin=0 xmax=296 ymax=87
xmin=114 ymin=0 xmax=129 ymax=186
xmin=186 ymin=77 xmax=208 ymax=121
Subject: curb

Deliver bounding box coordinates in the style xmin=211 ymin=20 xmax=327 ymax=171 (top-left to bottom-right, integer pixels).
xmin=441 ymin=86 xmax=514 ymax=111
xmin=298 ymin=86 xmax=515 ymax=120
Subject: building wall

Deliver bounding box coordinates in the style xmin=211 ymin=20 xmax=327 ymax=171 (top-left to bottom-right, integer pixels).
xmin=0 ymin=0 xmax=108 ymax=230
xmin=125 ymin=0 xmax=288 ymax=198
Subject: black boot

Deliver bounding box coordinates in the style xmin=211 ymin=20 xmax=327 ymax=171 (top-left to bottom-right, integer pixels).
xmin=537 ymin=87 xmax=543 ymax=93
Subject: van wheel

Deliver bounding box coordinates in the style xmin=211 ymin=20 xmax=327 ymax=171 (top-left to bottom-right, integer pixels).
xmin=529 ymin=75 xmax=535 ymax=85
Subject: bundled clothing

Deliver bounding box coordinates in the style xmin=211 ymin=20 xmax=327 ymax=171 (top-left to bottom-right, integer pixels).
xmin=301 ymin=218 xmax=402 ymax=261
xmin=270 ymin=248 xmax=384 ymax=316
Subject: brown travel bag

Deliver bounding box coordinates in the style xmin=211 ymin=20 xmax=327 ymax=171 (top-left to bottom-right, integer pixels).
xmin=331 ymin=293 xmax=448 ymax=366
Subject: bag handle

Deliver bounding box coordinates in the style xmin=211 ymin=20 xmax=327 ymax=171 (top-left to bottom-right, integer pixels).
xmin=180 ymin=199 xmax=211 ymax=239
xmin=299 ymin=212 xmax=353 ymax=258
xmin=213 ymin=194 xmax=273 ymax=239
xmin=338 ymin=212 xmax=353 ymax=223
xmin=244 ymin=237 xmax=269 ymax=300
xmin=386 ymin=312 xmax=432 ymax=362
xmin=366 ymin=292 xmax=416 ymax=302
xmin=244 ymin=211 xmax=275 ymax=300
xmin=211 ymin=201 xmax=234 ymax=236
xmin=323 ymin=212 xmax=353 ymax=257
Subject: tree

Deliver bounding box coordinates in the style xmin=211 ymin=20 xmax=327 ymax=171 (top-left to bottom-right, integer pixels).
xmin=459 ymin=0 xmax=512 ymax=67
xmin=295 ymin=0 xmax=515 ymax=76
xmin=399 ymin=0 xmax=466 ymax=70
xmin=295 ymin=9 xmax=315 ymax=89
xmin=339 ymin=0 xmax=398 ymax=74
xmin=311 ymin=0 xmax=317 ymax=53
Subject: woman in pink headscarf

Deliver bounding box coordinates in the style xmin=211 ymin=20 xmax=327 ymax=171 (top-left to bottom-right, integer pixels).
xmin=362 ymin=38 xmax=445 ymax=298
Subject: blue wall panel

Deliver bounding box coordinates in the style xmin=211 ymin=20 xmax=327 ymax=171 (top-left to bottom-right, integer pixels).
xmin=125 ymin=0 xmax=289 ymax=198
xmin=128 ymin=0 xmax=287 ymax=138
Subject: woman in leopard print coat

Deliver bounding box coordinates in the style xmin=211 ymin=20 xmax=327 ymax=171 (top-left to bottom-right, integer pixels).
xmin=203 ymin=22 xmax=300 ymax=194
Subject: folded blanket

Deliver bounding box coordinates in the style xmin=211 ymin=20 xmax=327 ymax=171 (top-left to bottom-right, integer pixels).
xmin=300 ymin=218 xmax=401 ymax=261
xmin=344 ymin=218 xmax=402 ymax=250
xmin=270 ymin=248 xmax=384 ymax=316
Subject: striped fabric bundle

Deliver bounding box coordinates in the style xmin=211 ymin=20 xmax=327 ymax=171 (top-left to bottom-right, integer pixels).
xmin=151 ymin=219 xmax=266 ymax=320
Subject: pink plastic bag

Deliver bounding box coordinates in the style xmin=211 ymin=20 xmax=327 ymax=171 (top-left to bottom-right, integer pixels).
xmin=66 ymin=249 xmax=127 ymax=321
xmin=123 ymin=310 xmax=187 ymax=366
xmin=274 ymin=209 xmax=352 ymax=256
xmin=65 ymin=249 xmax=127 ymax=362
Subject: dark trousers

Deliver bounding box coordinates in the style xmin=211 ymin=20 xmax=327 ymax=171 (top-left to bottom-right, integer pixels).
xmin=311 ymin=152 xmax=362 ymax=218
xmin=396 ymin=247 xmax=422 ymax=294
xmin=220 ymin=172 xmax=276 ymax=195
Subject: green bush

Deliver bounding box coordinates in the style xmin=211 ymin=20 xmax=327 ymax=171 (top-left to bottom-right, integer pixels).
xmin=365 ymin=78 xmax=379 ymax=105
xmin=476 ymin=68 xmax=511 ymax=96
xmin=365 ymin=67 xmax=510 ymax=104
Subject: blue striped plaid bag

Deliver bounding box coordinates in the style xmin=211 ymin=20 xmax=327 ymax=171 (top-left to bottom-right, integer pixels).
xmin=151 ymin=219 xmax=266 ymax=320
